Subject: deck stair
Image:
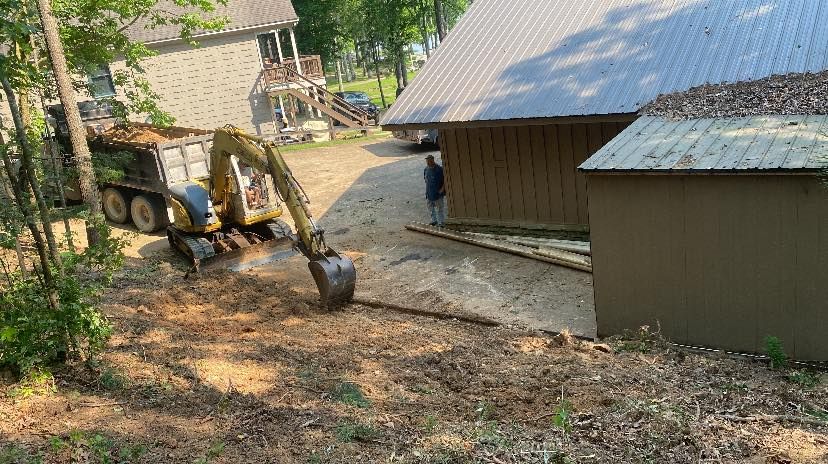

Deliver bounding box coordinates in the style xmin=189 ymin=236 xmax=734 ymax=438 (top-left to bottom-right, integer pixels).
xmin=264 ymin=65 xmax=370 ymax=129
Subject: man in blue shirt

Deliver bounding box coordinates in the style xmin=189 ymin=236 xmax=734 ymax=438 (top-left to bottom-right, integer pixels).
xmin=423 ymin=154 xmax=445 ymax=226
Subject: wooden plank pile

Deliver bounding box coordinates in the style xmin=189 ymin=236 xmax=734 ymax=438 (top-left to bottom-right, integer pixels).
xmin=405 ymin=223 xmax=592 ymax=272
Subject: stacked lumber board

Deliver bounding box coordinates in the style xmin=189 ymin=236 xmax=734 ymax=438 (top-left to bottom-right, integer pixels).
xmin=405 ymin=223 xmax=592 ymax=272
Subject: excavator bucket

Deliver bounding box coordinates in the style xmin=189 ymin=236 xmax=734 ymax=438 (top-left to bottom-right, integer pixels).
xmin=203 ymin=238 xmax=298 ymax=273
xmin=308 ymin=249 xmax=357 ymax=307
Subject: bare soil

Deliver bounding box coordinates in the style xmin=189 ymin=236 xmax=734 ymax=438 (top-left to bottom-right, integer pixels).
xmin=2 ymin=137 xmax=826 ymax=463
xmin=2 ymin=261 xmax=827 ymax=463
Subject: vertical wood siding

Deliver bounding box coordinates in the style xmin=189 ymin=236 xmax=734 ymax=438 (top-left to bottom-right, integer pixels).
xmin=588 ymin=174 xmax=828 ymax=360
xmin=438 ymin=119 xmax=631 ymax=227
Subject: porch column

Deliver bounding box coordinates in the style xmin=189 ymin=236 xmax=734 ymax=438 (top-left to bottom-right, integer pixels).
xmin=273 ymin=29 xmax=285 ymax=63
xmin=289 ymin=27 xmax=302 ymax=75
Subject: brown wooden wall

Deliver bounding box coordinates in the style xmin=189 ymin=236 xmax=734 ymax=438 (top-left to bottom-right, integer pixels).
xmin=588 ymin=174 xmax=828 ymax=361
xmin=438 ymin=120 xmax=632 ymax=228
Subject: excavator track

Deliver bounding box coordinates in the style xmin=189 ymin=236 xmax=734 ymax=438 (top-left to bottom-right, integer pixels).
xmin=168 ymin=220 xmax=298 ymax=274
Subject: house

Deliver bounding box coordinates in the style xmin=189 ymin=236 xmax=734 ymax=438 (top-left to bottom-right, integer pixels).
xmin=580 ymin=114 xmax=828 ymax=360
xmin=114 ymin=0 xmax=325 ymax=136
xmin=0 ymin=0 xmax=367 ymax=139
xmin=381 ymin=0 xmax=828 ymax=231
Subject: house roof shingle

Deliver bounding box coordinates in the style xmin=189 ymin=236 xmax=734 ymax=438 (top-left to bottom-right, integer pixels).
xmin=126 ymin=0 xmax=298 ymax=44
xmin=382 ymin=0 xmax=828 ymax=128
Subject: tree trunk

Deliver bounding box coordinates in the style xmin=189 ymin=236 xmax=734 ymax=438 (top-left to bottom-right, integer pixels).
xmin=401 ymin=55 xmax=410 ymax=87
xmin=421 ymin=4 xmax=432 ymax=58
xmin=0 ymin=169 xmax=27 ymax=277
xmin=0 ymin=130 xmax=59 ymax=310
xmin=395 ymin=59 xmax=404 ymax=91
xmin=346 ymin=53 xmax=357 ymax=81
xmin=373 ymin=43 xmax=387 ymax=108
xmin=1 ymin=73 xmax=63 ymax=272
xmin=356 ymin=41 xmax=370 ymax=77
xmin=37 ymin=0 xmax=102 ymax=247
xmin=335 ymin=59 xmax=345 ymax=92
xmin=434 ymin=0 xmax=448 ymax=42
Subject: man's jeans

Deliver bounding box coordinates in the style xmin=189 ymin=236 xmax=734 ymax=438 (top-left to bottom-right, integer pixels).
xmin=428 ymin=197 xmax=445 ymax=226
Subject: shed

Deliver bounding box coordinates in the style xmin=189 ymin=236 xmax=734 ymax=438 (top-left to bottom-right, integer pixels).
xmin=580 ymin=115 xmax=828 ymax=360
xmin=382 ymin=0 xmax=828 ymax=231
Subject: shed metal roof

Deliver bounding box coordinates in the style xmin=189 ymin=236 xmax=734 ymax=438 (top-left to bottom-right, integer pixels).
xmin=382 ymin=0 xmax=828 ymax=128
xmin=126 ymin=0 xmax=298 ymax=45
xmin=579 ymin=115 xmax=828 ymax=172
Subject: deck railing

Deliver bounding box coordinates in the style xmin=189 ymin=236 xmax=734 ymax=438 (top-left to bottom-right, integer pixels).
xmin=263 ymin=55 xmax=324 ymax=86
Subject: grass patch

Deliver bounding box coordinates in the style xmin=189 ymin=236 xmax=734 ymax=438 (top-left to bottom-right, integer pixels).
xmin=45 ymin=430 xmax=147 ymax=464
xmin=335 ymin=420 xmax=379 ymax=443
xmin=278 ymin=132 xmax=391 ymax=153
xmin=331 ymin=381 xmax=370 ymax=408
xmin=6 ymin=369 xmax=56 ymax=399
xmin=0 ymin=445 xmax=42 ymax=464
xmin=193 ymin=440 xmax=225 ymax=464
xmin=326 ymin=71 xmax=418 ymax=108
xmin=98 ymin=367 xmax=129 ymax=391
xmin=422 ymin=414 xmax=438 ymax=433
xmin=788 ymin=370 xmax=821 ymax=388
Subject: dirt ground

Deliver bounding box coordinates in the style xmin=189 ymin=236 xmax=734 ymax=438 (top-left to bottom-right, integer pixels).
xmin=98 ymin=136 xmax=596 ymax=337
xmin=2 ymin=136 xmax=827 ymax=463
xmin=2 ymin=263 xmax=827 ymax=463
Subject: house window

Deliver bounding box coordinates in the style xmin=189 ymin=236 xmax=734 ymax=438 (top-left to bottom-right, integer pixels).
xmin=88 ymin=66 xmax=116 ymax=98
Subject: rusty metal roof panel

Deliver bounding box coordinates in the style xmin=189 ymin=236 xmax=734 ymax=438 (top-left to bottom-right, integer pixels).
xmin=579 ymin=115 xmax=828 ymax=172
xmin=126 ymin=0 xmax=298 ymax=44
xmin=382 ymin=0 xmax=828 ymax=127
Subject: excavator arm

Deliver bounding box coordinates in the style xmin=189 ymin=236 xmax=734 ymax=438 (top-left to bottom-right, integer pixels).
xmin=210 ymin=126 xmax=356 ymax=305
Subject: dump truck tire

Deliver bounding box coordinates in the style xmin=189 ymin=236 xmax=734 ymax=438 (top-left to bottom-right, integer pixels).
xmin=131 ymin=194 xmax=168 ymax=233
xmin=102 ymin=188 xmax=131 ymax=224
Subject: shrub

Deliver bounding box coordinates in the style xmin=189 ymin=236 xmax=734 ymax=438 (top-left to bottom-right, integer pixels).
xmin=764 ymin=336 xmax=787 ymax=369
xmin=0 ymin=217 xmax=127 ymax=375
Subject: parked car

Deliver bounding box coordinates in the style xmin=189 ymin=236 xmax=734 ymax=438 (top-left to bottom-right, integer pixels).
xmin=392 ymin=128 xmax=439 ymax=148
xmin=334 ymin=91 xmax=379 ymax=121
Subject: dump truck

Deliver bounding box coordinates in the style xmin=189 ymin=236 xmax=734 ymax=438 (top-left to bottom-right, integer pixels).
xmin=87 ymin=124 xmax=215 ymax=233
xmin=48 ymin=103 xmax=214 ymax=233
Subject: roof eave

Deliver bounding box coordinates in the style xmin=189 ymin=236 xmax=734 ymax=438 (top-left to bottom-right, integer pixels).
xmin=138 ymin=18 xmax=298 ymax=46
xmin=580 ymin=168 xmax=825 ymax=175
xmin=382 ymin=113 xmax=639 ymax=131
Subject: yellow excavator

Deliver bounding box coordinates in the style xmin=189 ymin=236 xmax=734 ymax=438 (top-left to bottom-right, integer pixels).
xmin=165 ymin=125 xmax=356 ymax=306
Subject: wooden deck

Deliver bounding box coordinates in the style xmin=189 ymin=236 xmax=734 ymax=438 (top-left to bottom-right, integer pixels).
xmin=263 ymin=55 xmax=324 ymax=86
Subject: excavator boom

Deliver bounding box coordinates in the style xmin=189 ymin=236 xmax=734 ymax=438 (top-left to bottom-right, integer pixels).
xmin=168 ymin=125 xmax=356 ymax=306
xmin=209 ymin=126 xmax=356 ymax=306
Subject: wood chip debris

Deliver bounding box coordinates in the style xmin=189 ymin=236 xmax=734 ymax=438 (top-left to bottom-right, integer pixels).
xmin=641 ymin=70 xmax=828 ymax=120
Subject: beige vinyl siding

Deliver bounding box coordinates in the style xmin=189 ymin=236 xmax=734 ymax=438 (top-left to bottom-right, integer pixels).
xmin=0 ymin=33 xmax=272 ymax=136
xmin=588 ymin=174 xmax=828 ymax=361
xmin=438 ymin=118 xmax=633 ymax=229
xmin=123 ymin=32 xmax=274 ymax=135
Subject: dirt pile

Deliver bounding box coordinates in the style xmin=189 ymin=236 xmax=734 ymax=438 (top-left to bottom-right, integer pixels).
xmin=641 ymin=70 xmax=828 ymax=119
xmin=102 ymin=125 xmax=176 ymax=144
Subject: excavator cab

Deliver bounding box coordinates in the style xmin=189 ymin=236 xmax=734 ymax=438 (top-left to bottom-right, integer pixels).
xmin=166 ymin=126 xmax=356 ymax=306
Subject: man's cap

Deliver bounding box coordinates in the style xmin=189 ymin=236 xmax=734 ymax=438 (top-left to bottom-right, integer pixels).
xmin=425 ymin=154 xmax=435 ymax=160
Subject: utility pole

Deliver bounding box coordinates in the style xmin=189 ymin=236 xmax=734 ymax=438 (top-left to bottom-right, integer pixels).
xmin=37 ymin=0 xmax=102 ymax=246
